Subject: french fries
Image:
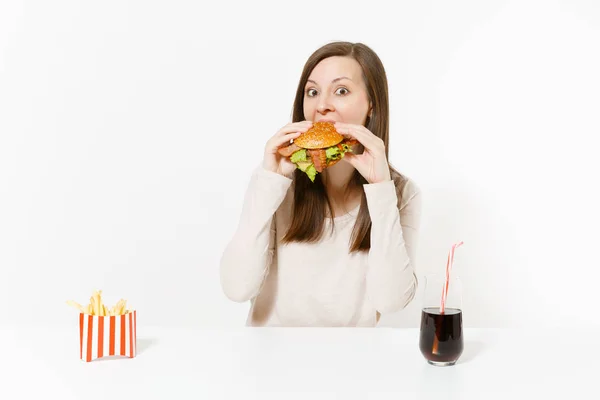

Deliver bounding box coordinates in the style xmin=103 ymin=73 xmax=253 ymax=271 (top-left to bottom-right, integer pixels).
xmin=66 ymin=290 xmax=131 ymax=316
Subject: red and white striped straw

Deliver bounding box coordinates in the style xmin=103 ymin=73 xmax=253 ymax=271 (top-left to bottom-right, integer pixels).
xmin=440 ymin=241 xmax=464 ymax=314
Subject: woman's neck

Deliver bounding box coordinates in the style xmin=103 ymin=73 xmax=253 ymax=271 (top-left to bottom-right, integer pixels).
xmin=321 ymin=161 xmax=361 ymax=213
xmin=322 ymin=161 xmax=354 ymax=192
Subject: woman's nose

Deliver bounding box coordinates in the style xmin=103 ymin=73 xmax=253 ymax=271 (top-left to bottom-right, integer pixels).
xmin=317 ymin=94 xmax=335 ymax=114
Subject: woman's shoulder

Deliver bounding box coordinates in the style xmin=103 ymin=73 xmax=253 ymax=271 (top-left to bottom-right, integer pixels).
xmin=390 ymin=169 xmax=421 ymax=211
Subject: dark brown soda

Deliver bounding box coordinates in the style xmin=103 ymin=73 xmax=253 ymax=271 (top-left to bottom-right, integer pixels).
xmin=419 ymin=307 xmax=463 ymax=365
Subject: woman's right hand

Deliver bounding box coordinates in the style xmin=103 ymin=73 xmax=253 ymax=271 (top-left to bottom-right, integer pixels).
xmin=263 ymin=121 xmax=313 ymax=178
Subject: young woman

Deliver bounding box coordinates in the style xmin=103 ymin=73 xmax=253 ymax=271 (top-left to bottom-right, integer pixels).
xmin=220 ymin=42 xmax=422 ymax=327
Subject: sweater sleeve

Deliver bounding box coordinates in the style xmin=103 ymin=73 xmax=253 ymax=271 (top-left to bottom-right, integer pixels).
xmin=363 ymin=178 xmax=422 ymax=314
xmin=219 ymin=166 xmax=293 ymax=303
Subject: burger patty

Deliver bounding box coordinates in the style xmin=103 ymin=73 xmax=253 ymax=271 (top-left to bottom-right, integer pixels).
xmin=277 ymin=138 xmax=360 ymax=174
xmin=309 ymin=149 xmax=327 ymax=172
xmin=339 ymin=139 xmax=358 ymax=150
xmin=278 ymin=139 xmax=358 ymax=158
xmin=277 ymin=143 xmax=301 ymax=157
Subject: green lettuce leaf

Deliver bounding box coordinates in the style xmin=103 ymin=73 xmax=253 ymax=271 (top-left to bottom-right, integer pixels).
xmin=325 ymin=143 xmax=353 ymax=163
xmin=325 ymin=146 xmax=340 ymax=159
xmin=292 ymin=143 xmax=354 ymax=182
xmin=296 ymin=161 xmax=311 ymax=171
xmin=290 ymin=149 xmax=308 ymax=163
xmin=304 ymin=164 xmax=317 ymax=182
xmin=295 ymin=161 xmax=317 ymax=182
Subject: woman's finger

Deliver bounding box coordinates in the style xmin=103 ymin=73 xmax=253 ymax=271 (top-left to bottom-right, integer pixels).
xmin=269 ymin=132 xmax=302 ymax=150
xmin=342 ymin=124 xmax=380 ymax=150
xmin=334 ymin=122 xmax=382 ymax=153
xmin=276 ymin=121 xmax=313 ymax=137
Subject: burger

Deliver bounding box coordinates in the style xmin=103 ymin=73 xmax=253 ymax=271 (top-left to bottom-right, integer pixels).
xmin=277 ymin=121 xmax=358 ymax=181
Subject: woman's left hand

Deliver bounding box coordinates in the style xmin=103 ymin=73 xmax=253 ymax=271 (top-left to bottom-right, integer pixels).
xmin=334 ymin=122 xmax=392 ymax=184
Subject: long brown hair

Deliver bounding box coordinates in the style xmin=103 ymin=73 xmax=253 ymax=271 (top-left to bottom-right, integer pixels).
xmin=282 ymin=41 xmax=407 ymax=253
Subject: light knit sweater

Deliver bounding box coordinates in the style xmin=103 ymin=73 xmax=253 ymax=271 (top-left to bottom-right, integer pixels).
xmin=220 ymin=166 xmax=422 ymax=327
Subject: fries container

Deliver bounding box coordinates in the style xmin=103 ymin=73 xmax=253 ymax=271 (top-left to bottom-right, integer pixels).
xmin=79 ymin=311 xmax=137 ymax=362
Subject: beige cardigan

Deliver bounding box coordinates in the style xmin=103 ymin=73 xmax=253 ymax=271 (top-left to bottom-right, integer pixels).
xmin=220 ymin=166 xmax=422 ymax=327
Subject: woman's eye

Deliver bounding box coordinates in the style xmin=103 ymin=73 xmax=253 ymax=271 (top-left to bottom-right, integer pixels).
xmin=306 ymin=89 xmax=318 ymax=97
xmin=335 ymin=87 xmax=349 ymax=95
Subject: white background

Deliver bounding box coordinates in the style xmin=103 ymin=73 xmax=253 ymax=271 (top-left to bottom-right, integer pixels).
xmin=1 ymin=0 xmax=599 ymax=330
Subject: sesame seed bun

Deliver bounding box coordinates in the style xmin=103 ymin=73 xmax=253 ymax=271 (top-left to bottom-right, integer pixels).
xmin=293 ymin=121 xmax=344 ymax=149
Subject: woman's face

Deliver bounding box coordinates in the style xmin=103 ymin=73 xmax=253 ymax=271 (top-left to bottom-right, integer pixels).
xmin=303 ymin=56 xmax=372 ymax=125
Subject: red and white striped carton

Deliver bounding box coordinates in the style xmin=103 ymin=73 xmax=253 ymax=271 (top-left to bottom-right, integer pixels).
xmin=79 ymin=311 xmax=137 ymax=362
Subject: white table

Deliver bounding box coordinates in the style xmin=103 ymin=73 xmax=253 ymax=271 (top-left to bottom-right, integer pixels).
xmin=2 ymin=325 xmax=597 ymax=399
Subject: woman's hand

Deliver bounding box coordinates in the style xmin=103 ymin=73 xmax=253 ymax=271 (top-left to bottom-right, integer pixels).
xmin=263 ymin=121 xmax=313 ymax=178
xmin=334 ymin=122 xmax=392 ymax=184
